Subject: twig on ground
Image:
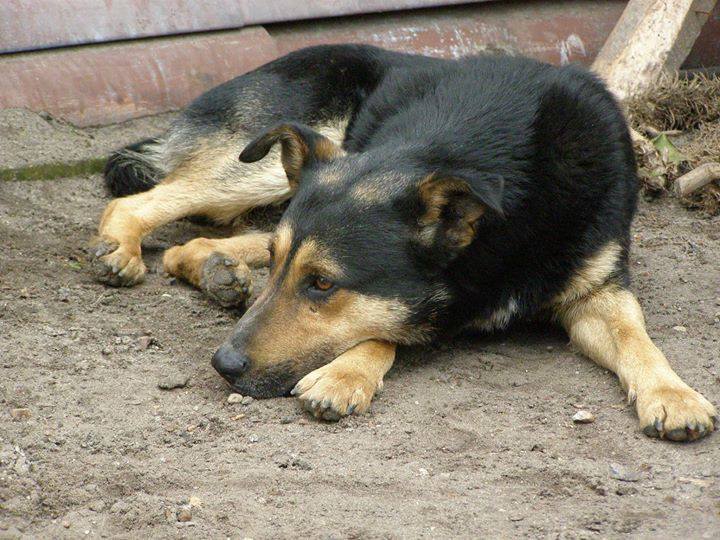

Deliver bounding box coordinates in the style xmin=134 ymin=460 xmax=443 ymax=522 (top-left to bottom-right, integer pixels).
xmin=674 ymin=162 xmax=720 ymax=197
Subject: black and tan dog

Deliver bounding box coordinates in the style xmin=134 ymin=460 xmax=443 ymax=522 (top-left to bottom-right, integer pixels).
xmin=92 ymin=44 xmax=715 ymax=440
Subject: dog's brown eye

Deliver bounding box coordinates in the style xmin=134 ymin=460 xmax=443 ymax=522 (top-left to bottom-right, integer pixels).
xmin=312 ymin=276 xmax=333 ymax=291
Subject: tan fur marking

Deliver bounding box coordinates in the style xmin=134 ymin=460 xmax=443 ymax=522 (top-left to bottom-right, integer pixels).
xmin=277 ymin=129 xmax=309 ymax=186
xmin=417 ymin=174 xmax=485 ymax=248
xmin=315 ymin=137 xmax=346 ymax=161
xmin=244 ymin=285 xmax=411 ymax=375
xmin=556 ymin=286 xmax=716 ymax=440
xmin=316 ymin=117 xmax=349 ymax=148
xmin=286 ymin=239 xmax=343 ymax=285
xmin=265 ymin=119 xmax=347 ymax=186
xmin=272 ymin=222 xmax=293 ymax=270
xmin=471 ymin=297 xmax=519 ymax=332
xmin=553 ymin=241 xmax=623 ymax=306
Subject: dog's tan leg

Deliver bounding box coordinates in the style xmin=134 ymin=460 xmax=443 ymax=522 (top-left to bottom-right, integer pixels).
xmin=91 ymin=142 xmax=290 ymax=287
xmin=91 ymin=179 xmax=200 ymax=286
xmin=163 ymin=233 xmax=271 ymax=307
xmin=557 ymin=286 xmax=716 ymax=441
xmin=291 ymin=340 xmax=396 ymax=421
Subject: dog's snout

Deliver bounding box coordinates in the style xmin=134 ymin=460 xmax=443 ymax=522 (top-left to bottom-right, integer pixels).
xmin=212 ymin=344 xmax=250 ymax=380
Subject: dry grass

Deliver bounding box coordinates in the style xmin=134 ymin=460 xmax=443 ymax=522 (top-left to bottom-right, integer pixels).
xmin=627 ymin=73 xmax=720 ymax=132
xmin=627 ymin=73 xmax=720 ymax=214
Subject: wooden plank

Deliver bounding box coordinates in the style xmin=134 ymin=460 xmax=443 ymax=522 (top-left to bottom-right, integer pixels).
xmin=0 ymin=0 xmax=246 ymax=54
xmin=592 ymin=0 xmax=717 ymax=100
xmin=0 ymin=0 xmax=492 ymax=54
xmin=242 ymin=0 xmax=490 ymax=25
xmin=270 ymin=0 xmax=626 ymax=65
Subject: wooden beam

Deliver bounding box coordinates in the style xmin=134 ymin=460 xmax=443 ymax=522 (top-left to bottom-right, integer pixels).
xmin=593 ymin=0 xmax=717 ymax=100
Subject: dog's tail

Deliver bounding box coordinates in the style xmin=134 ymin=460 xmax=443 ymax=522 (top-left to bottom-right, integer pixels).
xmin=104 ymin=138 xmax=166 ymax=197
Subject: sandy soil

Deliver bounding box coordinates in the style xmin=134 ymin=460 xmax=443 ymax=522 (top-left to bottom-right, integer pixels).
xmin=1 ymin=168 xmax=719 ymax=538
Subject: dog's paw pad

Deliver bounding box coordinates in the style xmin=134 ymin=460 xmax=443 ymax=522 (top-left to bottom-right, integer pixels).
xmin=200 ymin=253 xmax=252 ymax=308
xmin=89 ymin=240 xmax=146 ymax=287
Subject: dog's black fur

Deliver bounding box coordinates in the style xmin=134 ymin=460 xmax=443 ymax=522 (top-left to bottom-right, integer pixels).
xmin=107 ymin=45 xmax=638 ymax=383
xmin=236 ymin=46 xmax=637 ymax=341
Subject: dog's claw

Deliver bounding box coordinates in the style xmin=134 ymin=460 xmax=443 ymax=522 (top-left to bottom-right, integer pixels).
xmin=90 ymin=240 xmax=146 ymax=287
xmin=643 ymin=415 xmax=714 ymax=442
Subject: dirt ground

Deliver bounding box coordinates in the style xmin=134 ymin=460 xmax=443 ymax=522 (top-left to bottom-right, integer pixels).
xmin=1 ymin=135 xmax=720 ymax=538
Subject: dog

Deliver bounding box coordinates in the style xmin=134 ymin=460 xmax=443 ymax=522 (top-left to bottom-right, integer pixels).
xmin=91 ymin=44 xmax=716 ymax=440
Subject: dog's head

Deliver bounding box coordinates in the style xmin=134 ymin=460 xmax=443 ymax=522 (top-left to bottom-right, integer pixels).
xmin=212 ymin=122 xmax=504 ymax=397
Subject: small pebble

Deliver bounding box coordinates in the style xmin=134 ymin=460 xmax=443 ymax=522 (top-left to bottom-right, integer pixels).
xmin=177 ymin=507 xmax=192 ymax=522
xmin=249 ymin=434 xmax=259 ymax=443
xmin=227 ymin=393 xmax=243 ymax=404
xmin=137 ymin=336 xmax=156 ymax=350
xmin=672 ymin=325 xmax=687 ymax=333
xmin=57 ymin=287 xmax=71 ymax=302
xmin=241 ymin=396 xmax=253 ymax=405
xmin=10 ymin=408 xmax=31 ymax=421
xmin=158 ymin=374 xmax=190 ymax=390
xmin=189 ymin=496 xmax=202 ymax=507
xmin=291 ymin=457 xmax=312 ymax=471
xmin=572 ymin=410 xmax=595 ymax=424
xmin=609 ymin=463 xmax=641 ymax=482
xmin=89 ymin=500 xmax=106 ymax=512
xmin=280 ymin=416 xmax=294 ymax=424
xmin=110 ymin=501 xmax=130 ymax=514
xmin=62 ymin=521 xmax=71 ymax=529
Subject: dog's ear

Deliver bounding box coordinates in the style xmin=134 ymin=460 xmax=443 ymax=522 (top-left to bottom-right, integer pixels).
xmin=239 ymin=122 xmax=344 ymax=187
xmin=416 ymin=171 xmax=504 ymax=251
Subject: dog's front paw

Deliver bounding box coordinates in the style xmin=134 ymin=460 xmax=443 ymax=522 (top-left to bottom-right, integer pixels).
xmin=199 ymin=253 xmax=252 ymax=308
xmin=90 ymin=239 xmax=146 ymax=287
xmin=637 ymin=383 xmax=716 ymax=442
xmin=291 ymin=363 xmax=381 ymax=422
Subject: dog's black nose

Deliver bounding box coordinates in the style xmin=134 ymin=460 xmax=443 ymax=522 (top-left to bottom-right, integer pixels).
xmin=211 ymin=344 xmax=249 ymax=380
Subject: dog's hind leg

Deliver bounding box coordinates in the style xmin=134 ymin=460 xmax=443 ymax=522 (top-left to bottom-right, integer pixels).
xmin=163 ymin=232 xmax=272 ymax=308
xmin=556 ymin=285 xmax=716 ymax=441
xmin=291 ymin=340 xmax=397 ymax=421
xmin=90 ymin=136 xmax=289 ymax=287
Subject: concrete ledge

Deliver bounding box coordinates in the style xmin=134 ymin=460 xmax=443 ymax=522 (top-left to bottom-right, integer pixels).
xmin=0 ymin=28 xmax=277 ymax=126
